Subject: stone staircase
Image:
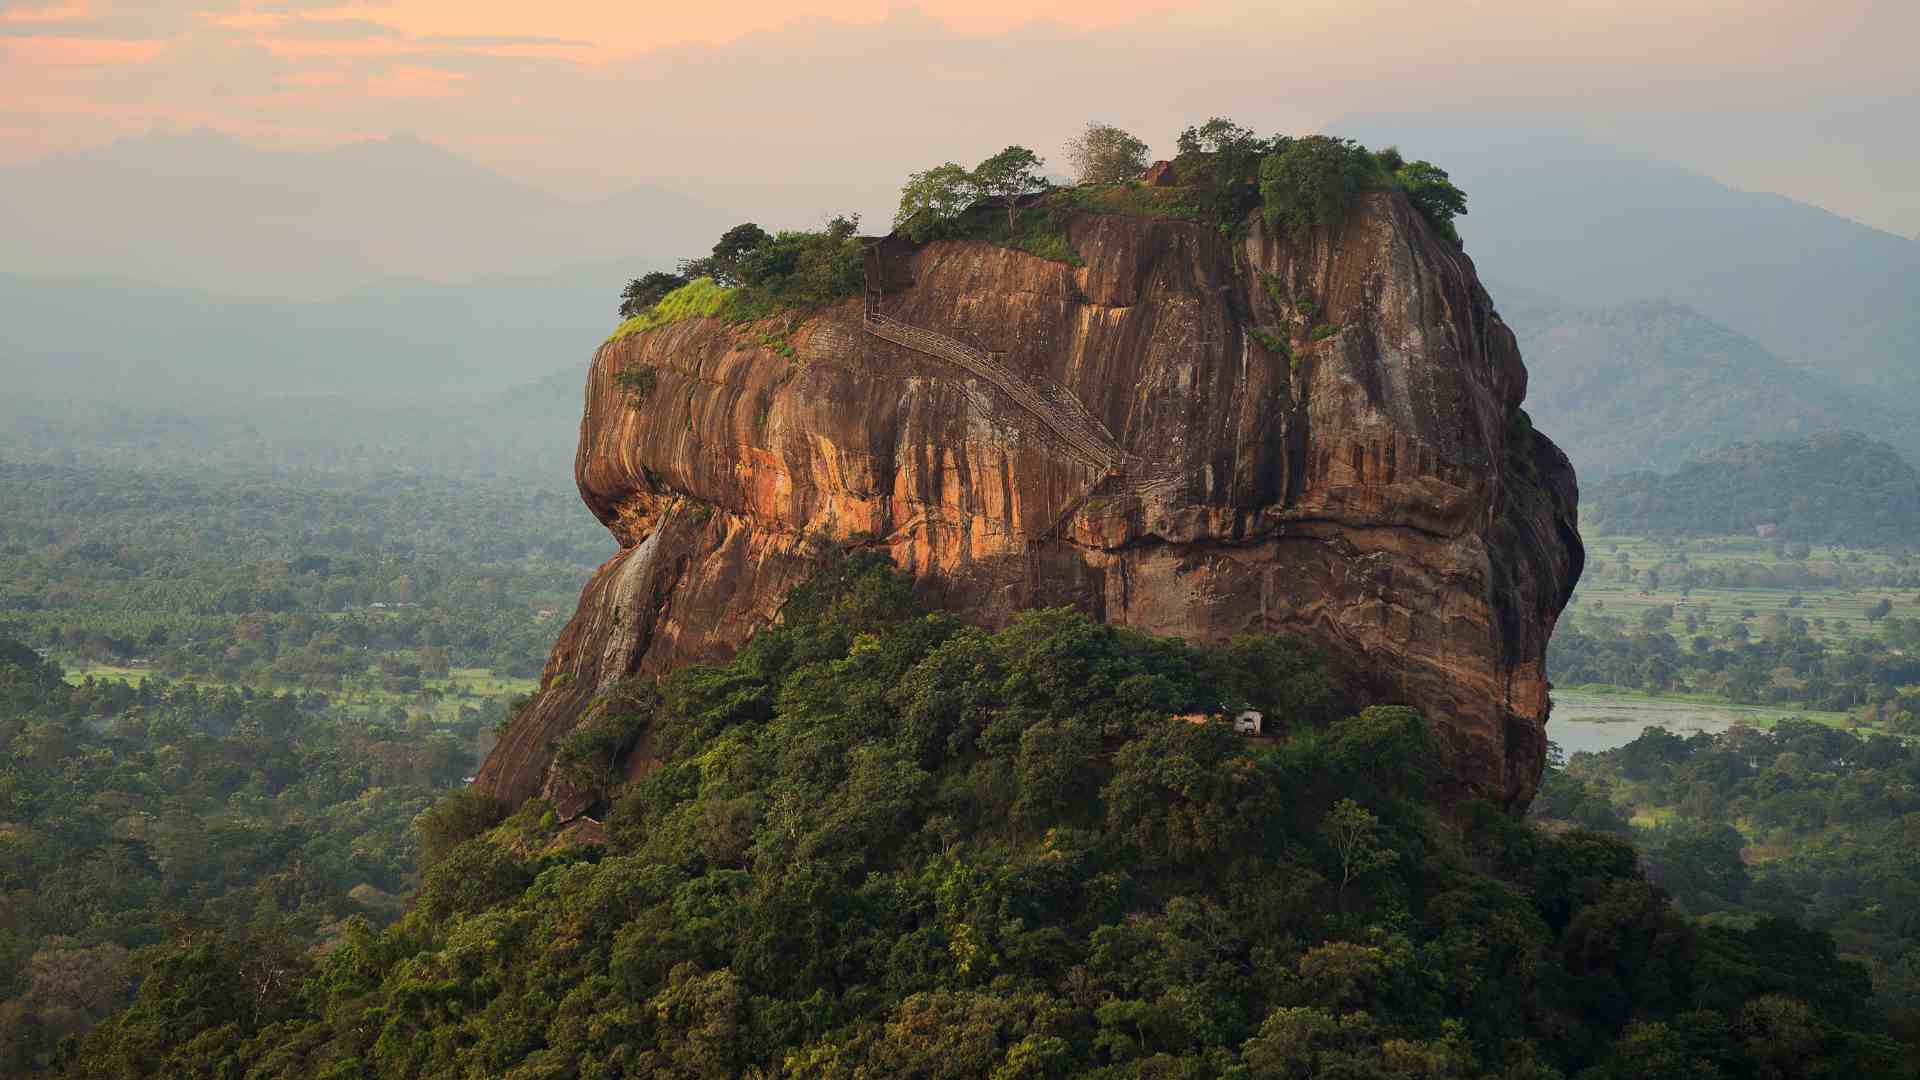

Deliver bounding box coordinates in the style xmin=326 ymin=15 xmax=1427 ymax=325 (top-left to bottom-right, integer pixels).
xmin=863 ymin=311 xmax=1123 ymax=472
xmin=862 ymin=308 xmax=1185 ymax=540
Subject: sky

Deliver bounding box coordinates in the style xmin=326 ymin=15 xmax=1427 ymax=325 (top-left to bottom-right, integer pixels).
xmin=2 ymin=1 xmax=1917 ymax=237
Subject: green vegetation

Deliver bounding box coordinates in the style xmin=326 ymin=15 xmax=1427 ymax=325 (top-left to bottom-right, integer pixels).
xmin=1586 ymin=432 xmax=1920 ymax=546
xmin=609 ymin=217 xmax=866 ymax=344
xmin=1258 ymin=135 xmax=1389 ymax=233
xmin=1567 ymin=532 xmax=1920 ymax=637
xmin=607 ymin=276 xmax=736 ymax=341
xmin=894 ymin=144 xmax=1062 ymax=258
xmin=617 ymin=271 xmax=688 ymax=319
xmin=1170 ymin=116 xmax=1273 ymax=234
xmin=886 ymin=121 xmax=1465 ymax=276
xmin=681 ymin=222 xmax=774 ymax=287
xmin=1255 ymin=269 xmax=1288 ymax=311
xmin=896 ymin=146 xmax=1050 ymax=240
xmin=611 ymin=363 xmax=658 ymax=402
xmin=893 ymin=161 xmax=977 ymax=240
xmin=48 ymin=556 xmax=1912 ymax=1077
xmin=0 ymin=637 xmax=474 ymax=1072
xmin=973 ymin=146 xmax=1049 ymax=231
xmin=987 ymin=207 xmax=1083 ymax=266
xmin=1392 ymin=158 xmax=1470 ymax=247
xmin=1533 ymin=721 xmax=1920 ymax=1045
xmin=1248 ymin=326 xmax=1292 ymax=359
xmin=0 ymin=462 xmax=601 ymax=690
xmin=1142 ymin=119 xmax=1470 ymax=243
xmin=1258 ymin=136 xmax=1467 ymax=244
xmin=0 ymin=456 xmax=596 ymax=1068
xmin=893 ymin=154 xmax=1083 ymax=265
xmin=1063 ymin=122 xmax=1151 ymax=184
xmin=758 ymin=331 xmax=797 ymax=360
xmin=1553 ymin=536 xmax=1920 ymax=724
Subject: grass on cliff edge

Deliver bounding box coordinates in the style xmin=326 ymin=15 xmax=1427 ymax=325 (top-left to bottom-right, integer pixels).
xmin=607 ymin=276 xmax=734 ymax=342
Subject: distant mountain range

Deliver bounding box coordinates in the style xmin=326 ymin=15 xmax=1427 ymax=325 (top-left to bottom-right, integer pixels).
xmin=1494 ymin=286 xmax=1918 ymax=479
xmin=1582 ymin=431 xmax=1920 ymax=546
xmin=0 ymin=266 xmax=622 ymax=400
xmin=1337 ymin=119 xmax=1920 ymax=389
xmin=0 ymin=131 xmax=735 ymax=300
xmin=0 ymin=365 xmax=588 ymax=488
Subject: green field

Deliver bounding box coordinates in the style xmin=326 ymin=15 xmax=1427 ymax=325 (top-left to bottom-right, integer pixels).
xmin=1569 ymin=532 xmax=1917 ymax=645
xmin=63 ymin=661 xmax=539 ymax=726
xmin=1557 ymin=685 xmax=1860 ymax=729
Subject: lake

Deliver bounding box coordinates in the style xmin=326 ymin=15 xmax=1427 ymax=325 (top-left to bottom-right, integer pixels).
xmin=1548 ymin=690 xmax=1833 ymax=756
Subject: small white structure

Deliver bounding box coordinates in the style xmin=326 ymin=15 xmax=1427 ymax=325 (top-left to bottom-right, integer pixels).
xmin=1174 ymin=704 xmax=1266 ymax=736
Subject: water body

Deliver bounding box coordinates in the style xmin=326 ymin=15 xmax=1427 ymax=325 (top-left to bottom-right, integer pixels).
xmin=1547 ymin=690 xmax=1822 ymax=756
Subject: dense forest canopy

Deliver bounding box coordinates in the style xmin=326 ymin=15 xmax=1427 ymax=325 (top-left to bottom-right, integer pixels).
xmin=0 ymin=461 xmax=607 ymax=684
xmin=1584 ymin=432 xmax=1920 ymax=546
xmin=1532 ymin=720 xmax=1920 ymax=1048
xmin=0 ymin=455 xmax=615 ymax=1070
xmin=1548 ymin=598 xmax=1920 ymax=721
xmin=44 ymin=556 xmax=1913 ymax=1078
xmin=0 ymin=637 xmax=476 ymax=1071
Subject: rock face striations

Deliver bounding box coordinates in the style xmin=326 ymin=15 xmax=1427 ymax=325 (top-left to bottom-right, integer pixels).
xmin=475 ymin=193 xmax=1584 ymax=812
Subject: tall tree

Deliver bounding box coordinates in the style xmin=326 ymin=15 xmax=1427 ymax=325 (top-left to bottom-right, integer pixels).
xmin=972 ymin=146 xmax=1048 ymax=230
xmin=1321 ymin=798 xmax=1397 ymax=912
xmin=679 ymin=223 xmax=770 ymax=286
xmin=619 ymin=271 xmax=688 ymax=318
xmin=893 ymin=162 xmax=976 ymax=241
xmin=1064 ymin=122 xmax=1150 ymax=183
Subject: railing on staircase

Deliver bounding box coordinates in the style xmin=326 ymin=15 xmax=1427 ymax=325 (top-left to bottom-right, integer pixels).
xmin=862 ymin=310 xmax=1122 ymax=472
xmin=860 ymin=305 xmax=1185 ymax=555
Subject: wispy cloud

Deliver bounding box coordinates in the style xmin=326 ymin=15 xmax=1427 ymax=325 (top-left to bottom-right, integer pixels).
xmin=2 ymin=2 xmax=1915 ymax=237
xmin=416 ymin=33 xmax=587 ymax=48
xmin=268 ymin=17 xmax=405 ymax=41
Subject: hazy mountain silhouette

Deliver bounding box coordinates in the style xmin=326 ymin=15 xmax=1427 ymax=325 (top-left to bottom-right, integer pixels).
xmin=0 ymin=130 xmax=734 ymax=299
xmin=1493 ymin=284 xmax=1916 ymax=478
xmin=1336 ymin=119 xmax=1920 ymax=387
xmin=0 ymin=264 xmax=627 ymax=400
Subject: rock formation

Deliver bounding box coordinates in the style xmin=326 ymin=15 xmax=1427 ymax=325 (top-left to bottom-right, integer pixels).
xmin=475 ymin=192 xmax=1584 ymax=813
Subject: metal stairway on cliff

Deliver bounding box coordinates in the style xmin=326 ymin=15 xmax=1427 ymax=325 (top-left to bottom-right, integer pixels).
xmin=859 ymin=304 xmax=1185 ymax=538
xmin=860 ymin=309 xmax=1124 ymax=472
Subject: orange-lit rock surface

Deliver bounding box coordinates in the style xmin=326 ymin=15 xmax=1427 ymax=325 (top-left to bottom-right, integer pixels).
xmin=475 ymin=193 xmax=1584 ymax=812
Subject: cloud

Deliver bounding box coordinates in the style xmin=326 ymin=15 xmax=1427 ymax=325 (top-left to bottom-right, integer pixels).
xmin=365 ymin=63 xmax=464 ymax=97
xmin=267 ymin=18 xmax=405 ymax=42
xmin=1 ymin=2 xmax=1915 ymax=237
xmin=0 ymin=18 xmax=118 ymax=37
xmin=415 ymin=33 xmax=588 ymax=48
xmin=0 ymin=6 xmax=192 ymax=39
xmin=252 ymin=0 xmax=392 ymax=9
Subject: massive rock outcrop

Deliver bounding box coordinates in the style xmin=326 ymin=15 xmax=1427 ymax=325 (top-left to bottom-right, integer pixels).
xmin=476 ymin=192 xmax=1584 ymax=812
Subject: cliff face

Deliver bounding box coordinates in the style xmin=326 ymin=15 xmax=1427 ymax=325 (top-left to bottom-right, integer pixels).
xmin=475 ymin=193 xmax=1584 ymax=812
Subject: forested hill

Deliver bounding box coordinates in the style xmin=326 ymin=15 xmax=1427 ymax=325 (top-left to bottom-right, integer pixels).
xmin=45 ymin=556 xmax=1912 ymax=1078
xmin=1494 ymin=293 xmax=1915 ymax=478
xmin=1583 ymin=432 xmax=1920 ymax=545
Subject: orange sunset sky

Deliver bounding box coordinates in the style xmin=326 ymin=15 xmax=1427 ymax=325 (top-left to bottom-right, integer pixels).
xmin=2 ymin=1 xmax=1916 ymax=236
